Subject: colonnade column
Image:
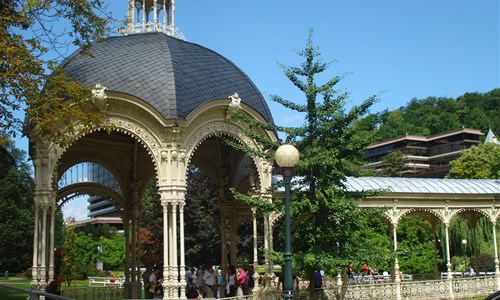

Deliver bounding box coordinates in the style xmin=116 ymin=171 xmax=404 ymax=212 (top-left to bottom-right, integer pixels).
xmin=31 ymin=206 xmax=40 ymax=287
xmin=40 ymin=205 xmax=48 ymax=288
xmin=48 ymin=204 xmax=56 ymax=282
xmin=444 ymin=222 xmax=455 ymax=299
xmin=391 ymin=222 xmax=401 ymax=300
xmin=251 ymin=208 xmax=259 ymax=292
xmin=170 ymin=203 xmax=178 ymax=298
xmin=492 ymin=221 xmax=500 ymax=290
xmin=159 ymin=146 xmax=187 ymax=299
xmin=168 ymin=200 xmax=174 ymax=298
xmin=179 ymin=201 xmax=187 ymax=298
xmin=161 ymin=199 xmax=170 ymax=298
xmin=444 ymin=222 xmax=453 ymax=278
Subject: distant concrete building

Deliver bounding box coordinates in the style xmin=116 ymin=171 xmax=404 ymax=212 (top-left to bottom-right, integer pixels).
xmin=363 ymin=128 xmax=484 ymax=178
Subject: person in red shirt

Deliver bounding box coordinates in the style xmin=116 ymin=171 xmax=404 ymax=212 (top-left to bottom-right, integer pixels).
xmin=362 ymin=262 xmax=369 ymax=275
xmin=236 ymin=266 xmax=247 ymax=299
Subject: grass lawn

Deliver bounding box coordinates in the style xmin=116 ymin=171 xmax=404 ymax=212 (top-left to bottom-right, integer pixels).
xmin=0 ymin=278 xmax=32 ymax=300
xmin=0 ymin=277 xmax=91 ymax=299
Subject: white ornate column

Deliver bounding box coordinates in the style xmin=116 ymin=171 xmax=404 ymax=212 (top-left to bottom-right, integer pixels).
xmin=391 ymin=222 xmax=401 ymax=300
xmin=384 ymin=204 xmax=409 ymax=300
xmin=485 ymin=206 xmax=500 ymax=291
xmin=252 ymin=208 xmax=258 ymax=267
xmin=438 ymin=205 xmax=455 ymax=300
xmin=160 ymin=199 xmax=170 ymax=299
xmin=444 ymin=221 xmax=454 ymax=299
xmin=178 ymin=201 xmax=187 ymax=299
xmin=31 ymin=206 xmax=40 ymax=287
xmin=168 ymin=202 xmax=174 ymax=298
xmin=158 ymin=144 xmax=187 ymax=299
xmin=40 ymin=204 xmax=48 ymax=287
xmin=48 ymin=203 xmax=56 ymax=281
xmin=492 ymin=220 xmax=500 ymax=290
xmin=170 ymin=202 xmax=179 ymax=299
xmin=251 ymin=207 xmax=261 ymax=293
xmin=31 ymin=147 xmax=54 ymax=289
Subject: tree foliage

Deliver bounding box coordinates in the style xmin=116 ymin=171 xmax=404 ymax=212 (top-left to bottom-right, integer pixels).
xmin=446 ymin=143 xmax=500 ymax=179
xmin=397 ymin=217 xmax=437 ymax=274
xmin=0 ymin=134 xmax=34 ymax=273
xmin=272 ymin=30 xmax=381 ymax=277
xmin=364 ymin=89 xmax=500 ymax=142
xmin=60 ymin=225 xmax=125 ymax=281
xmin=140 ymin=167 xmax=255 ymax=269
xmin=379 ymin=150 xmax=404 ymax=177
xmin=230 ymin=30 xmax=387 ymax=288
xmin=61 ymin=226 xmax=79 ymax=285
xmin=183 ymin=167 xmax=222 ymax=267
xmin=1 ymin=0 xmax=113 ymax=145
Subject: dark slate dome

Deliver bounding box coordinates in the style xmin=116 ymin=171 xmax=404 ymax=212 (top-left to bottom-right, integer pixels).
xmin=61 ymin=32 xmax=274 ymax=122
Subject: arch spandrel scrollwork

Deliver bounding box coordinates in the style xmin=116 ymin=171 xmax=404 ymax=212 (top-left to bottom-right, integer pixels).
xmin=482 ymin=207 xmax=500 ymax=224
xmin=436 ymin=206 xmax=462 ymax=225
xmin=383 ymin=206 xmax=412 ymax=225
xmin=183 ymin=103 xmax=278 ymax=193
xmin=34 ymin=116 xmax=163 ymax=189
xmin=184 ymin=120 xmax=265 ymax=179
xmin=108 ymin=116 xmax=162 ymax=165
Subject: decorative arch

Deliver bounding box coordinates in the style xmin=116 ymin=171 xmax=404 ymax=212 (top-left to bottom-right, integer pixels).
xmin=57 ymin=184 xmax=124 ymax=208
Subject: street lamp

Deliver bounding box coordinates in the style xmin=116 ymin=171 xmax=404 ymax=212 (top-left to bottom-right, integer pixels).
xmin=275 ymin=144 xmax=300 ymax=300
xmin=462 ymin=239 xmax=468 ymax=271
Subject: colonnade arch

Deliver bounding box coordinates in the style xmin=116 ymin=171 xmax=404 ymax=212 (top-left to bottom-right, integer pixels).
xmin=27 ymin=89 xmax=279 ymax=299
xmin=346 ymin=176 xmax=500 ymax=297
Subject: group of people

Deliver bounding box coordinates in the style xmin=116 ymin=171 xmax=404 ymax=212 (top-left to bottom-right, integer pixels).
xmin=185 ymin=264 xmax=255 ymax=299
xmin=145 ymin=267 xmax=164 ymax=299
xmin=347 ymin=261 xmax=390 ymax=283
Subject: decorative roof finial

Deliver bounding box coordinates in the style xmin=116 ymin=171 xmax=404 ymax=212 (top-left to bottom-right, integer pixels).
xmin=125 ymin=0 xmax=185 ymax=39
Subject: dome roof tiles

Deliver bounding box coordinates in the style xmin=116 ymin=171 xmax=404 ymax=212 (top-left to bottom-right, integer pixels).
xmin=61 ymin=32 xmax=273 ymax=122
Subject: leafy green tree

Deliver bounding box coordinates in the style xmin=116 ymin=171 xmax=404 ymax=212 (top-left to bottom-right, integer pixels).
xmin=458 ymin=89 xmax=500 ymax=133
xmin=379 ymin=150 xmax=404 ymax=177
xmin=397 ymin=217 xmax=437 ymax=274
xmin=446 ymin=143 xmax=500 ymax=179
xmin=140 ymin=180 xmax=163 ymax=267
xmin=231 ymin=29 xmax=384 ymax=294
xmin=183 ymin=167 xmax=222 ymax=267
xmin=61 ymin=227 xmax=79 ymax=286
xmin=1 ymin=0 xmax=112 ymax=145
xmin=363 ymin=88 xmax=500 ymax=143
xmin=375 ymin=109 xmax=415 ymax=141
xmin=75 ymin=232 xmax=98 ymax=272
xmin=0 ymin=134 xmax=34 ymax=273
xmin=100 ymin=235 xmax=125 ymax=269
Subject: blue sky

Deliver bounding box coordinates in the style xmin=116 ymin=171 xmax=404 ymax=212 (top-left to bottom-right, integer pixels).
xmin=134 ymin=0 xmax=499 ymax=122
xmin=26 ymin=0 xmax=500 ymax=220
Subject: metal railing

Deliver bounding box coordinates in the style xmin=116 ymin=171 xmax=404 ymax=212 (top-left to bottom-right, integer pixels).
xmin=3 ymin=275 xmax=497 ymax=300
xmin=0 ymin=283 xmax=76 ymax=300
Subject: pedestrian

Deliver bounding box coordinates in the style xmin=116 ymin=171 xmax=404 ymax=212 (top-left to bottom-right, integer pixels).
xmin=147 ymin=267 xmax=159 ymax=299
xmin=245 ymin=265 xmax=255 ymax=295
xmin=225 ymin=265 xmax=237 ymax=297
xmin=236 ymin=266 xmax=247 ymax=299
xmin=45 ymin=280 xmax=60 ymax=300
xmin=203 ymin=265 xmax=217 ymax=298
xmin=216 ymin=269 xmax=224 ymax=298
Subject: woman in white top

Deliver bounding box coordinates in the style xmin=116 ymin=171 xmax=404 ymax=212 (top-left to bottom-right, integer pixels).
xmin=225 ymin=265 xmax=237 ymax=297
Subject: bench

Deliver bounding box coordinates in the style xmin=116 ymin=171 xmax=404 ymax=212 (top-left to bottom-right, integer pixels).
xmin=88 ymin=276 xmax=124 ymax=287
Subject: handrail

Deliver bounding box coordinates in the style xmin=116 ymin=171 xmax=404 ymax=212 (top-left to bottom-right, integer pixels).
xmin=0 ymin=283 xmax=75 ymax=300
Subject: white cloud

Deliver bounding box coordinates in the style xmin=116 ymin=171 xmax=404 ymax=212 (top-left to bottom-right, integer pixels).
xmin=62 ymin=195 xmax=89 ymax=221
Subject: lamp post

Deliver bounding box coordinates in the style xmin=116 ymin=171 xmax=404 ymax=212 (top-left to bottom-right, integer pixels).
xmin=275 ymin=144 xmax=300 ymax=300
xmin=462 ymin=239 xmax=467 ymax=271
